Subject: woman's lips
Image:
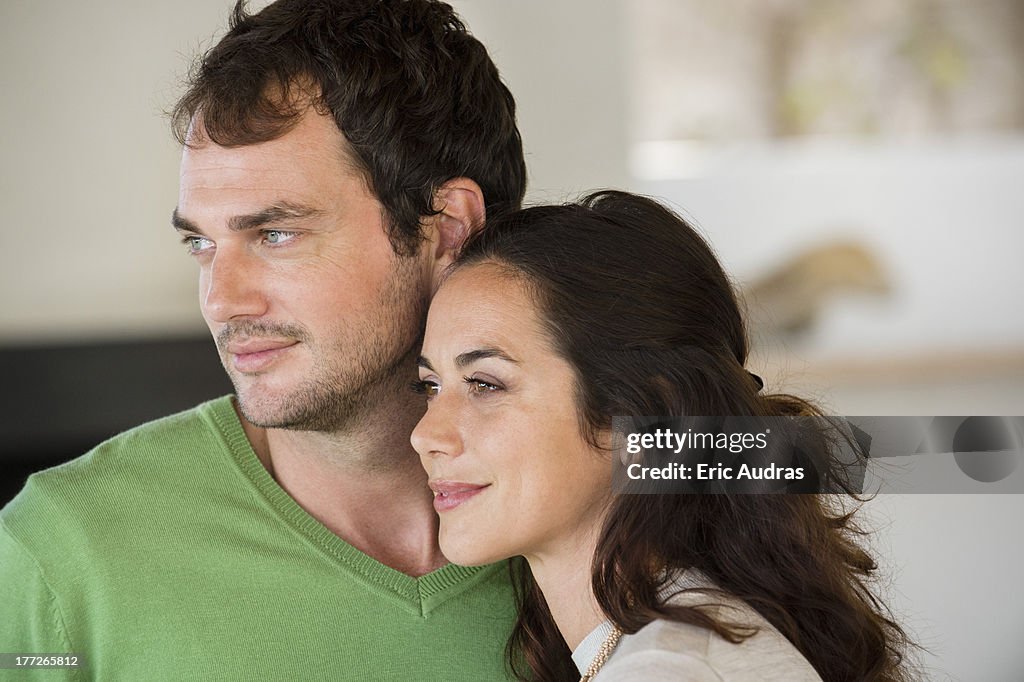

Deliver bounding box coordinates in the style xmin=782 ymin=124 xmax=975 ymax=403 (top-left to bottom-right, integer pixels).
xmin=227 ymin=339 xmax=299 ymax=373
xmin=429 ymin=481 xmax=491 ymax=513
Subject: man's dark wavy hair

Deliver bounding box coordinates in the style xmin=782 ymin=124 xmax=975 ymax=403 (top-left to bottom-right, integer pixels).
xmin=171 ymin=0 xmax=526 ymax=256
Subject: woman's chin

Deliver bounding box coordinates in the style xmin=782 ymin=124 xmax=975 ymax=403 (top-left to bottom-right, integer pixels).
xmin=439 ymin=536 xmax=509 ymax=567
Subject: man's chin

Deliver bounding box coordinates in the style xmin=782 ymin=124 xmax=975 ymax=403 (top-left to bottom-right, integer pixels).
xmin=233 ymin=391 xmax=301 ymax=429
xmin=231 ymin=383 xmax=357 ymax=432
xmin=226 ymin=359 xmax=408 ymax=432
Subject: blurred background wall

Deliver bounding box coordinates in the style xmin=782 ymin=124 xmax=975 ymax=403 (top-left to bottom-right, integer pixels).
xmin=2 ymin=0 xmax=1022 ymax=677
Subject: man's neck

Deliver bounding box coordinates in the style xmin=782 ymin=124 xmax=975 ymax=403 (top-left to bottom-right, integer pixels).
xmin=234 ymin=397 xmax=447 ymax=578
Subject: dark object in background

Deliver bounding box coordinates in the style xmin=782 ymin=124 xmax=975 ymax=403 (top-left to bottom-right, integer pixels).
xmin=743 ymin=240 xmax=891 ymax=339
xmin=0 ymin=337 xmax=233 ymax=507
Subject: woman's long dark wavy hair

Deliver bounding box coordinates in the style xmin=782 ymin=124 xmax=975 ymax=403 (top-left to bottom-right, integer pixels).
xmin=454 ymin=191 xmax=916 ymax=682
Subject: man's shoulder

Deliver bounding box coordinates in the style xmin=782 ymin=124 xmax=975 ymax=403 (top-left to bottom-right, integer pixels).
xmin=1 ymin=395 xmax=239 ymax=532
xmin=89 ymin=393 xmax=238 ymax=455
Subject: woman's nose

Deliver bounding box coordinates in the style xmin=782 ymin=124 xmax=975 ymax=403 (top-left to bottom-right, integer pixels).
xmin=411 ymin=394 xmax=464 ymax=461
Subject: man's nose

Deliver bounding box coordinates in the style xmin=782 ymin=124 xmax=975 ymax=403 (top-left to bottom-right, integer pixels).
xmin=201 ymin=248 xmax=269 ymax=323
xmin=411 ymin=394 xmax=464 ymax=462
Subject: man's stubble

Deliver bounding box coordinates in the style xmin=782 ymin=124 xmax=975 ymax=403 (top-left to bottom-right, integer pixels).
xmin=220 ymin=252 xmax=429 ymax=433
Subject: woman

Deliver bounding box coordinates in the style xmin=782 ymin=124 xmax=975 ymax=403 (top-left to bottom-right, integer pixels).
xmin=411 ymin=191 xmax=914 ymax=681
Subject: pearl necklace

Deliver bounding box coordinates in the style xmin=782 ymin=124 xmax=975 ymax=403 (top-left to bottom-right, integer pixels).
xmin=579 ymin=626 xmax=622 ymax=682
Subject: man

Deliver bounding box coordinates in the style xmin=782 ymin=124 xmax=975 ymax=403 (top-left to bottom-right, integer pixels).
xmin=0 ymin=1 xmax=526 ymax=679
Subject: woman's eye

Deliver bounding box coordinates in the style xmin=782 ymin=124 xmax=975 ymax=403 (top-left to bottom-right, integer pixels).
xmin=411 ymin=380 xmax=440 ymax=399
xmin=465 ymin=377 xmax=502 ymax=394
xmin=264 ymin=230 xmax=297 ymax=245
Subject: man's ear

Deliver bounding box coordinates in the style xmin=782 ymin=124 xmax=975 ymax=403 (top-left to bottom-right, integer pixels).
xmin=430 ymin=177 xmax=485 ymax=264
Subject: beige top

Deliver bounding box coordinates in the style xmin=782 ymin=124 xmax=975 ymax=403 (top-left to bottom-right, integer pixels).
xmin=574 ymin=571 xmax=822 ymax=681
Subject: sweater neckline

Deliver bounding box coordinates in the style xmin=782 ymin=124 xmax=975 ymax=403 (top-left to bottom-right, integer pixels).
xmin=203 ymin=395 xmax=500 ymax=616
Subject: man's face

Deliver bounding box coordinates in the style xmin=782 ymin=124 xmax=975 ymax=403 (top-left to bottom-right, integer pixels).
xmin=175 ymin=111 xmax=432 ymax=430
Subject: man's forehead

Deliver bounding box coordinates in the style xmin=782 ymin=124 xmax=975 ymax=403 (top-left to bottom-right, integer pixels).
xmin=178 ymin=123 xmax=366 ymax=209
xmin=180 ymin=137 xmax=328 ymax=177
xmin=175 ymin=114 xmax=384 ymax=232
xmin=176 ymin=145 xmax=328 ymax=231
xmin=181 ymin=109 xmax=356 ymax=175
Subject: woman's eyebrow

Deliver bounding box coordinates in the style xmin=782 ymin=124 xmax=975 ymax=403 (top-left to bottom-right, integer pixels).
xmin=454 ymin=347 xmax=520 ymax=368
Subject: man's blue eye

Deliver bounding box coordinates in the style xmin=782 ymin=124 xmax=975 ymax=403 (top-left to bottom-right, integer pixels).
xmin=183 ymin=236 xmax=214 ymax=254
xmin=264 ymin=230 xmax=297 ymax=245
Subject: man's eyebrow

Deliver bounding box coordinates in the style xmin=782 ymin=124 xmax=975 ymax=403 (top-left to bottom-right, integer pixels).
xmin=228 ymin=203 xmax=323 ymax=232
xmin=171 ymin=202 xmax=323 ymax=235
xmin=171 ymin=208 xmax=201 ymax=234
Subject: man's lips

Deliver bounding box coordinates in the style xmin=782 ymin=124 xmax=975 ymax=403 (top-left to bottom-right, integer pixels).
xmin=429 ymin=480 xmax=491 ymax=513
xmin=225 ymin=338 xmax=299 ymax=373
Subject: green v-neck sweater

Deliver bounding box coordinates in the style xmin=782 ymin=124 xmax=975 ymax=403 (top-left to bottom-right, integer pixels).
xmin=0 ymin=397 xmax=516 ymax=680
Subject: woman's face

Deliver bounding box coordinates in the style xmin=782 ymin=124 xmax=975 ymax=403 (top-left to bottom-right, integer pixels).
xmin=411 ymin=264 xmax=611 ymax=566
